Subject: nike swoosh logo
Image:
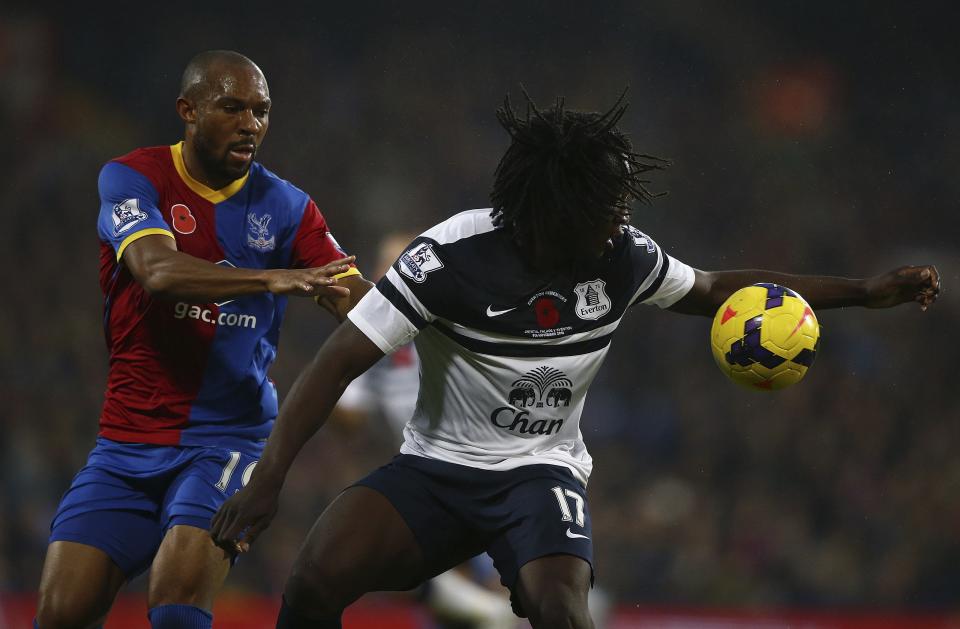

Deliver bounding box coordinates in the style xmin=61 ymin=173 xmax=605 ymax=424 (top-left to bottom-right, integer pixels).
xmin=486 ymin=305 xmax=517 ymax=317
xmin=787 ymin=306 xmax=814 ymax=339
xmin=565 ymin=528 xmax=590 ymax=540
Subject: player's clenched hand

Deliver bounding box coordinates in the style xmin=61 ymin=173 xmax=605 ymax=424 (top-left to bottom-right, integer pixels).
xmin=209 ymin=481 xmax=280 ymax=554
xmin=864 ymin=265 xmax=941 ymax=310
xmin=264 ymin=256 xmax=356 ymax=298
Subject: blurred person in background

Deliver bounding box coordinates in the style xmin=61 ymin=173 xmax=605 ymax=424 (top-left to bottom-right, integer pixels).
xmin=34 ymin=50 xmax=371 ymax=629
xmin=211 ymin=92 xmax=939 ymax=628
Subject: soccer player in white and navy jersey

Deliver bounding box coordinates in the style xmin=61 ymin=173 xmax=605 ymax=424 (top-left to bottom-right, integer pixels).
xmin=211 ymin=93 xmax=940 ymax=629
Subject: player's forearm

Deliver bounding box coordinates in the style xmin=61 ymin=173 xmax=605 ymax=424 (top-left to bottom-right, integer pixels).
xmin=251 ymin=354 xmax=348 ymax=489
xmin=709 ymin=270 xmax=868 ymax=310
xmin=139 ymin=249 xmax=271 ymax=302
xmin=316 ymin=276 xmax=375 ymax=322
xmin=672 ymin=269 xmax=869 ymax=316
xmin=250 ymin=323 xmax=384 ymax=490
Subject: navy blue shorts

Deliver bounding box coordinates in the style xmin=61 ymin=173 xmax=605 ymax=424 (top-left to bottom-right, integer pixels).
xmin=355 ymin=455 xmax=594 ymax=599
xmin=49 ymin=437 xmax=262 ymax=578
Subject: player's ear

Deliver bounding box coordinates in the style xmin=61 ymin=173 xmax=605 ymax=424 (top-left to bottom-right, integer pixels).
xmin=176 ymin=97 xmax=198 ymax=124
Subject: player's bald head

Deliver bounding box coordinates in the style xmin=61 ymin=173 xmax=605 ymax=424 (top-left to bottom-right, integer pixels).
xmin=180 ymin=50 xmax=266 ymax=101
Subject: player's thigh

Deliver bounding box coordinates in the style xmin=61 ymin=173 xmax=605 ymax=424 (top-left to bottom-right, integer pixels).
xmin=514 ymin=554 xmax=593 ymax=629
xmin=148 ymin=446 xmax=258 ymax=608
xmin=47 ymin=447 xmax=165 ymax=579
xmin=37 ymin=541 xmax=126 ymax=628
xmin=483 ymin=465 xmax=594 ymax=619
xmin=41 ymin=454 xmax=165 ymax=627
xmin=147 ymin=524 xmax=232 ymax=609
xmin=287 ymin=486 xmax=427 ymax=601
xmin=486 ymin=468 xmax=594 ymax=584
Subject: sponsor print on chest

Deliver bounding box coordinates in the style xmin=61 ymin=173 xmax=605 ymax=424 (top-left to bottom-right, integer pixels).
xmin=489 ymin=366 xmax=573 ymax=437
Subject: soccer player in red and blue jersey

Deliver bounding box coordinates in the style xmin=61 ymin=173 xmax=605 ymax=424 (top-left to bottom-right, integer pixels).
xmin=35 ymin=51 xmax=371 ymax=629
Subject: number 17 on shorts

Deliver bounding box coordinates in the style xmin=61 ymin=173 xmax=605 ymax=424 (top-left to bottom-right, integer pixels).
xmin=552 ymin=486 xmax=590 ymax=539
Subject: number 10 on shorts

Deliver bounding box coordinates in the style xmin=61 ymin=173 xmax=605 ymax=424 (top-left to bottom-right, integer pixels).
xmin=552 ymin=486 xmax=585 ymax=527
xmin=215 ymin=451 xmax=258 ymax=493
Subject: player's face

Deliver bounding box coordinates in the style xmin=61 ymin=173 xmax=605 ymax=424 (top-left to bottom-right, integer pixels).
xmin=582 ymin=207 xmax=631 ymax=258
xmin=539 ymin=207 xmax=630 ymax=270
xmin=192 ymin=65 xmax=271 ymax=185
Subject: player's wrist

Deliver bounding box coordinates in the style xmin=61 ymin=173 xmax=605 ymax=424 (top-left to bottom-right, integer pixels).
xmin=248 ymin=458 xmax=288 ymax=491
xmin=259 ymin=269 xmax=282 ymax=293
xmin=861 ymin=275 xmax=886 ymax=308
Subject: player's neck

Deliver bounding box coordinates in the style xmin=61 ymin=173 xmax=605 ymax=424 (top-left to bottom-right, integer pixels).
xmin=525 ymin=241 xmax=579 ymax=276
xmin=180 ymin=141 xmax=233 ymax=191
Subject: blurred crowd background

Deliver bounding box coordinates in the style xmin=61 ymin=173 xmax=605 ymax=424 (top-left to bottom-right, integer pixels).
xmin=1 ymin=0 xmax=958 ymax=616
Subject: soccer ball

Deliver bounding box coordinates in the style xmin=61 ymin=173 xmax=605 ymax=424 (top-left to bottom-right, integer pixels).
xmin=710 ymin=283 xmax=820 ymax=390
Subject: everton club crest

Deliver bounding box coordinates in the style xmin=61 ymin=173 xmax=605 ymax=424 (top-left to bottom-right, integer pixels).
xmin=573 ymin=279 xmax=611 ymax=320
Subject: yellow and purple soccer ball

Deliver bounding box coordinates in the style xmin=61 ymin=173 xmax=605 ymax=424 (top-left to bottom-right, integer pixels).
xmin=710 ymin=283 xmax=820 ymax=390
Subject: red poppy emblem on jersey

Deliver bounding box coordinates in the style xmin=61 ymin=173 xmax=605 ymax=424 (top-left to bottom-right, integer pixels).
xmin=170 ymin=204 xmax=197 ymax=234
xmin=534 ymin=297 xmax=560 ymax=328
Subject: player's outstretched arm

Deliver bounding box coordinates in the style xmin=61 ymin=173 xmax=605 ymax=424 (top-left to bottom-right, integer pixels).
xmin=670 ymin=265 xmax=940 ymax=316
xmin=314 ymin=274 xmax=375 ymax=322
xmin=209 ymin=320 xmax=384 ymax=553
xmin=122 ymin=234 xmax=355 ymax=303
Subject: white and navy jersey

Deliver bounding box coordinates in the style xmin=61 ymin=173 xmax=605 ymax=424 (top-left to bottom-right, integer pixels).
xmin=347 ymin=209 xmax=695 ymax=485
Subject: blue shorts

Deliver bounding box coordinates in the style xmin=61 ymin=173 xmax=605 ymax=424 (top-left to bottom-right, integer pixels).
xmin=49 ymin=437 xmax=262 ymax=578
xmin=355 ymin=455 xmax=594 ymax=601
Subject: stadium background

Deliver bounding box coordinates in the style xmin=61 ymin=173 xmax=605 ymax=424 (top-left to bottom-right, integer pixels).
xmin=1 ymin=1 xmax=958 ymax=627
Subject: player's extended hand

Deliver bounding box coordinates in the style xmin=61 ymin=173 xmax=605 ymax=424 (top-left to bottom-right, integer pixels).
xmin=864 ymin=265 xmax=941 ymax=310
xmin=209 ymin=479 xmax=281 ymax=554
xmin=264 ymin=256 xmax=356 ymax=298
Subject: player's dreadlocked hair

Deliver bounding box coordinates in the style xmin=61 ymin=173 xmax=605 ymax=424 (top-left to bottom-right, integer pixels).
xmin=490 ymin=89 xmax=668 ymax=266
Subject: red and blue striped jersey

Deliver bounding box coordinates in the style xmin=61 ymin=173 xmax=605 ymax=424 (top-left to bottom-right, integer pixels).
xmin=96 ymin=142 xmax=358 ymax=448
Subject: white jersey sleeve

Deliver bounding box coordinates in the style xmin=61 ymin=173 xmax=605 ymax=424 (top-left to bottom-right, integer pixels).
xmin=621 ymin=226 xmax=696 ymax=309
xmin=349 ymin=215 xmax=490 ymax=354
xmin=348 ymin=271 xmax=430 ymax=354
xmin=640 ymin=254 xmax=695 ymax=308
